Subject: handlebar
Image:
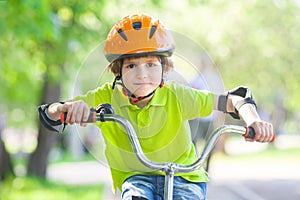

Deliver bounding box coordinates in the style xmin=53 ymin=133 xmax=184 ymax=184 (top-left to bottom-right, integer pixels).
xmin=60 ymin=104 xmax=273 ymax=174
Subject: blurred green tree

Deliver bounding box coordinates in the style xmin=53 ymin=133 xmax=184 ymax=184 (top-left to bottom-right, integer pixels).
xmin=0 ymin=0 xmax=111 ymax=178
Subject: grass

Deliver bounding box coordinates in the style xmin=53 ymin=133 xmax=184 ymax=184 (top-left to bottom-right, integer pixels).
xmin=0 ymin=176 xmax=105 ymax=200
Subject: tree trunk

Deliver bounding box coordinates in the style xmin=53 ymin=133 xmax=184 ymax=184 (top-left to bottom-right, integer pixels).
xmin=0 ymin=114 xmax=14 ymax=181
xmin=0 ymin=136 xmax=15 ymax=181
xmin=27 ymin=124 xmax=60 ymax=177
xmin=27 ymin=79 xmax=61 ymax=177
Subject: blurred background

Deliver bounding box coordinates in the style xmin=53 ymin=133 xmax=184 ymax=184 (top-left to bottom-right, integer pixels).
xmin=1 ymin=0 xmax=300 ymax=199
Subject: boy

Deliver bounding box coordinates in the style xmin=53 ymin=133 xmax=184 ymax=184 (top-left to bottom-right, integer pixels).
xmin=39 ymin=14 xmax=274 ymax=200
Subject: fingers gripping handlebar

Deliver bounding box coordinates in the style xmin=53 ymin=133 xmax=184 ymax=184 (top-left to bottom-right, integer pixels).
xmin=244 ymin=126 xmax=275 ymax=142
xmin=61 ymin=108 xmax=97 ymax=123
xmin=60 ymin=104 xmax=114 ymax=123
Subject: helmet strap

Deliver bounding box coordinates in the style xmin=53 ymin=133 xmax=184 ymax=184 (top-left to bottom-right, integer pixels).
xmin=111 ymin=58 xmax=124 ymax=90
xmin=128 ymin=90 xmax=156 ymax=104
xmin=159 ymin=79 xmax=164 ymax=88
xmin=112 ymin=75 xmax=121 ymax=89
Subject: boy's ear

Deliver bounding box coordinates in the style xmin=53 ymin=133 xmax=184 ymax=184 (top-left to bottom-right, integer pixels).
xmin=163 ymin=70 xmax=169 ymax=78
xmin=162 ymin=57 xmax=174 ymax=78
xmin=162 ymin=63 xmax=173 ymax=78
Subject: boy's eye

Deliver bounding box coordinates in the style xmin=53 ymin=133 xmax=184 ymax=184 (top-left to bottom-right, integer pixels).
xmin=146 ymin=63 xmax=156 ymax=67
xmin=126 ymin=64 xmax=135 ymax=69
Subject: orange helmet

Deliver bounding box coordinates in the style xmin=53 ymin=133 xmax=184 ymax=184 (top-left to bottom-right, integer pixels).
xmin=104 ymin=14 xmax=175 ymax=63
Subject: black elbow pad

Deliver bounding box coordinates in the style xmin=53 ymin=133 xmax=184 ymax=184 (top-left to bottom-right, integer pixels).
xmin=219 ymin=86 xmax=257 ymax=119
xmin=229 ymin=86 xmax=252 ymax=98
xmin=38 ymin=104 xmax=64 ymax=133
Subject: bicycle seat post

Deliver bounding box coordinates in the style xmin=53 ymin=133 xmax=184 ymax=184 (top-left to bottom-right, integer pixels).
xmin=164 ymin=163 xmax=177 ymax=200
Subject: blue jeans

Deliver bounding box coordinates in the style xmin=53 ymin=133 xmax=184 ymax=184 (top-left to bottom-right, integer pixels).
xmin=121 ymin=175 xmax=207 ymax=200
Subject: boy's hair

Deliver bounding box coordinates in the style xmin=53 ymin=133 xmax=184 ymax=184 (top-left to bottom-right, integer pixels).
xmin=107 ymin=55 xmax=174 ymax=76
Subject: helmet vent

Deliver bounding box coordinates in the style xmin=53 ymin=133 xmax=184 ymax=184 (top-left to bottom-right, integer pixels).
xmin=117 ymin=29 xmax=128 ymax=41
xmin=149 ymin=25 xmax=157 ymax=39
xmin=132 ymin=22 xmax=142 ymax=30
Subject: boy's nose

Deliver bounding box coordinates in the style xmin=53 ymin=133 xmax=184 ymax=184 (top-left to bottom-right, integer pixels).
xmin=136 ymin=66 xmax=147 ymax=78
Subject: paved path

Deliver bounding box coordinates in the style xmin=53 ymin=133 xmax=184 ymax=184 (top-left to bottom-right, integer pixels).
xmin=47 ymin=157 xmax=300 ymax=200
xmin=47 ymin=161 xmax=116 ymax=199
xmin=206 ymin=158 xmax=300 ymax=200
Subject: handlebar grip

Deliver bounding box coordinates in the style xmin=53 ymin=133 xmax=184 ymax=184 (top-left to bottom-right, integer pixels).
xmin=243 ymin=126 xmax=275 ymax=142
xmin=270 ymin=134 xmax=275 ymax=142
xmin=60 ymin=108 xmax=97 ymax=123
xmin=243 ymin=126 xmax=255 ymax=139
xmin=60 ymin=112 xmax=67 ymax=123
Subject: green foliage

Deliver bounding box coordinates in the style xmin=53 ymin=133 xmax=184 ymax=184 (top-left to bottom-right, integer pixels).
xmin=162 ymin=1 xmax=300 ymax=117
xmin=0 ymin=176 xmax=104 ymax=200
xmin=0 ymin=0 xmax=109 ymax=126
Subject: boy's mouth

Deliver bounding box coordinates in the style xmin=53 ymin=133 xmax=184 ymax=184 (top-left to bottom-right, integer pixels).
xmin=134 ymin=82 xmax=152 ymax=86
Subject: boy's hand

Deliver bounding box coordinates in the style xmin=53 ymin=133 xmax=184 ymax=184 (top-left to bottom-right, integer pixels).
xmin=246 ymin=121 xmax=275 ymax=142
xmin=56 ymin=100 xmax=90 ymax=126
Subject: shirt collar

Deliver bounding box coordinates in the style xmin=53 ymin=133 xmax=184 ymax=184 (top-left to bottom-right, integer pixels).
xmin=114 ymin=85 xmax=167 ymax=109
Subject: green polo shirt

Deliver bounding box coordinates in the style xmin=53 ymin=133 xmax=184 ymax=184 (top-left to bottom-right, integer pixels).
xmin=75 ymin=81 xmax=214 ymax=192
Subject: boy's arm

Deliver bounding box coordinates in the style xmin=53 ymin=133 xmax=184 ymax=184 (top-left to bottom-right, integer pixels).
xmin=214 ymin=87 xmax=274 ymax=143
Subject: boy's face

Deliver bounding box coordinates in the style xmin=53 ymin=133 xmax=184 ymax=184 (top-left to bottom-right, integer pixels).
xmin=122 ymin=56 xmax=163 ymax=97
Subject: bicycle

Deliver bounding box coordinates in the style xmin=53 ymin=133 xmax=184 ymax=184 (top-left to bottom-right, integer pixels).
xmin=61 ymin=104 xmax=275 ymax=200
